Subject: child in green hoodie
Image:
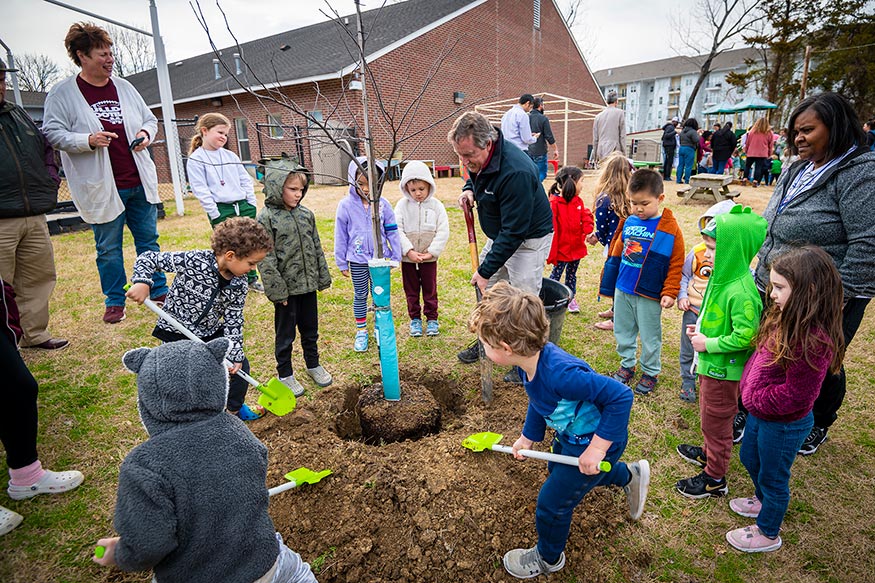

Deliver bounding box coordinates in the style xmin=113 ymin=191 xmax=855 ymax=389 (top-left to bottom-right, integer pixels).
xmin=675 ymin=205 xmax=767 ymax=499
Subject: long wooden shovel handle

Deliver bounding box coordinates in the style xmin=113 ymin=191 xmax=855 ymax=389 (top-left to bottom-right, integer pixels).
xmin=141 ymin=298 xmax=260 ymax=389
xmin=462 ymin=197 xmax=480 ymax=273
xmin=491 ymin=444 xmax=612 ymax=472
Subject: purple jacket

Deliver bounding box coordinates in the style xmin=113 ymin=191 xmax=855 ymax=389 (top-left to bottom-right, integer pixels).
xmin=334 ymin=192 xmax=401 ymax=269
xmin=740 ymin=330 xmax=833 ymax=422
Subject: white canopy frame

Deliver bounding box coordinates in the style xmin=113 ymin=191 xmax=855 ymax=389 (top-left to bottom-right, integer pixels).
xmin=475 ymin=93 xmax=604 ymax=167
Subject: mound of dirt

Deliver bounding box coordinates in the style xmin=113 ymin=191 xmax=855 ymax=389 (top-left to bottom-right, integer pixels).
xmin=255 ymin=366 xmax=643 ymax=582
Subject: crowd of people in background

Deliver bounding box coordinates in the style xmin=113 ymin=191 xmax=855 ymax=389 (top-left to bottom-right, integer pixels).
xmin=2 ymin=18 xmax=875 ymax=580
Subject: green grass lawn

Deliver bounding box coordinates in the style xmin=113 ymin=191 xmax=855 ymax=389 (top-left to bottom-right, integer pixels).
xmin=2 ymin=176 xmax=874 ymax=582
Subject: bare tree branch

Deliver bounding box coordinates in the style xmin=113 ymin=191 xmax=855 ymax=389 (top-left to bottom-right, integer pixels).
xmin=105 ymin=23 xmax=156 ymax=77
xmin=13 ymin=53 xmax=62 ymax=92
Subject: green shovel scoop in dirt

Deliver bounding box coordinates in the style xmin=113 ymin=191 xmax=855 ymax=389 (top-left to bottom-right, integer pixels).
xmin=268 ymin=467 xmax=333 ymax=497
xmin=462 ymin=432 xmax=612 ymax=472
xmin=95 ymin=467 xmax=332 ymax=558
xmin=128 ymin=290 xmax=296 ymax=416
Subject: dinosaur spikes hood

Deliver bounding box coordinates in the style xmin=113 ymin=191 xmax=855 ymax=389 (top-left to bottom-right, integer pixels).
xmin=122 ymin=338 xmax=231 ymax=437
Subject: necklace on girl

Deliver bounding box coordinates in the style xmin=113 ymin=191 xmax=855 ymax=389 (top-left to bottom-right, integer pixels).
xmin=206 ymin=148 xmax=226 ymax=186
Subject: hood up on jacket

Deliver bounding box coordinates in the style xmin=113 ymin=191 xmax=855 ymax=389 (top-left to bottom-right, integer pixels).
xmin=262 ymin=156 xmax=309 ymax=210
xmin=698 ymin=199 xmax=738 ymax=231
xmin=347 ymin=156 xmax=385 ymax=199
xmin=708 ymin=205 xmax=767 ymax=287
xmin=122 ymin=338 xmax=231 ymax=437
xmin=398 ymin=160 xmax=436 ymax=202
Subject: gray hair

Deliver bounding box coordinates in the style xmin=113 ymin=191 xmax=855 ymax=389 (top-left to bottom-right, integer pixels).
xmin=606 ymin=91 xmax=618 ymax=104
xmin=448 ymin=112 xmax=498 ymax=149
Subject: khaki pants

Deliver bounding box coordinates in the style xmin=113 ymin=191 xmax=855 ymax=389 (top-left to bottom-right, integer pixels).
xmin=0 ymin=215 xmax=57 ymax=346
xmin=481 ymin=232 xmax=553 ymax=295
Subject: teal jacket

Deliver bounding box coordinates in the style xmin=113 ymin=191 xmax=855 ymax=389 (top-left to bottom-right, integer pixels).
xmin=696 ymin=205 xmax=767 ymax=381
xmin=257 ymin=165 xmax=331 ymax=302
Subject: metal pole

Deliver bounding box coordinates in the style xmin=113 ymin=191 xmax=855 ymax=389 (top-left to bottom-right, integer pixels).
xmin=0 ymin=39 xmax=24 ymax=107
xmin=149 ymin=0 xmax=185 ymax=216
xmin=43 ymin=0 xmax=153 ymax=36
xmin=562 ymin=98 xmax=568 ymax=167
xmin=354 ymin=0 xmax=382 ymax=259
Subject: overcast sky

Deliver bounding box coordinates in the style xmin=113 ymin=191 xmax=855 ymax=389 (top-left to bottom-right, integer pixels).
xmin=3 ymin=0 xmax=695 ymax=76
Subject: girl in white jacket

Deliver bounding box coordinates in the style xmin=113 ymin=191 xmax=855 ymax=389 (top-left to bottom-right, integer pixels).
xmin=394 ymin=161 xmax=449 ymax=337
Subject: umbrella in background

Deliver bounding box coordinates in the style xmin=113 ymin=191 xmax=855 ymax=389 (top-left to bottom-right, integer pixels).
xmin=731 ymin=96 xmax=777 ymax=112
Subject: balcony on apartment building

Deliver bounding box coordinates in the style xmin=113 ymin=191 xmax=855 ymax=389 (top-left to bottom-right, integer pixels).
xmin=668 ymin=86 xmax=681 ymax=94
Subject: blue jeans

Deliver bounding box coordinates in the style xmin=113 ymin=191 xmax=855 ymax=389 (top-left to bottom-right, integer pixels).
xmin=535 ymin=437 xmax=631 ymax=563
xmin=677 ymin=146 xmax=695 ymax=183
xmin=530 ymin=154 xmax=548 ymax=182
xmin=91 ymin=185 xmax=167 ymax=306
xmin=739 ymin=412 xmax=813 ymax=538
xmin=679 ymin=308 xmax=698 ymax=388
xmin=712 ymin=159 xmax=728 ymax=174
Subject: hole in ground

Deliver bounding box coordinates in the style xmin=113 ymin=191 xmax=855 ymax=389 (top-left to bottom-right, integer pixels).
xmin=330 ymin=367 xmax=467 ymax=444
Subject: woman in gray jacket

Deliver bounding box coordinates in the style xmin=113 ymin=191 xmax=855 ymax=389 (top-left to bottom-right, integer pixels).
xmin=737 ymin=92 xmax=875 ymax=456
xmin=677 ymin=118 xmax=700 ymax=184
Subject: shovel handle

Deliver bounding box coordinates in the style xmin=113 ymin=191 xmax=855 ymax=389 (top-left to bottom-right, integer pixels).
xmin=267 ymin=479 xmax=299 ymax=497
xmin=491 ymin=444 xmax=612 ymax=472
xmin=140 ymin=298 xmax=260 ymax=389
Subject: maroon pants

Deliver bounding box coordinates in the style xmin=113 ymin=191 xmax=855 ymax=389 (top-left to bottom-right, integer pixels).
xmin=401 ymin=261 xmax=438 ymax=320
xmin=699 ymin=375 xmax=739 ymax=479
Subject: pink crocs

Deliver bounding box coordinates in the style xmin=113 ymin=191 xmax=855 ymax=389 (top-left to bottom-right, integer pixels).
xmin=7 ymin=469 xmax=84 ymax=500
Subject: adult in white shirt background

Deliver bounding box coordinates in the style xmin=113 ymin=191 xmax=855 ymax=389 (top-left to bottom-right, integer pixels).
xmin=43 ymin=22 xmax=167 ymax=325
xmin=500 ymin=93 xmax=539 ymax=151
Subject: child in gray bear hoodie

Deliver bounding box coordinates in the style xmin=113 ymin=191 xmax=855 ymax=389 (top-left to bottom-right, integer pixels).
xmin=93 ymin=338 xmax=316 ymax=583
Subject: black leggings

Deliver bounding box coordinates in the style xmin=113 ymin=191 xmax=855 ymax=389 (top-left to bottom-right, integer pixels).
xmin=0 ymin=331 xmax=39 ymax=469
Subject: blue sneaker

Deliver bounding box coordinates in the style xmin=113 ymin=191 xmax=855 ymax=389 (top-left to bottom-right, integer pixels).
xmin=426 ymin=320 xmax=439 ymax=336
xmin=354 ymin=329 xmax=369 ymax=352
xmin=409 ymin=319 xmax=423 ymax=337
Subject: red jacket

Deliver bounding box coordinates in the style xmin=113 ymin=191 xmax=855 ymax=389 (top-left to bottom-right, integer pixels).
xmin=547 ymin=194 xmax=594 ymax=264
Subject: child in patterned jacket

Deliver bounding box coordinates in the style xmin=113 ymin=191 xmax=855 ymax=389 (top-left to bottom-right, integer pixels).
xmin=126 ymin=217 xmax=273 ymax=421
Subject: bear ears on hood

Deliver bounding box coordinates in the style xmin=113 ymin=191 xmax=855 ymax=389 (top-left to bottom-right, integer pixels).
xmin=123 ymin=338 xmax=229 ymax=374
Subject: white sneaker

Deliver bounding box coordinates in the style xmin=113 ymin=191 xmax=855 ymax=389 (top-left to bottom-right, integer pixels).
xmin=624 ymin=460 xmax=650 ymax=520
xmin=7 ymin=469 xmax=84 ymax=500
xmin=279 ymin=375 xmax=306 ymax=397
xmin=0 ymin=506 xmax=23 ymax=536
xmin=306 ymin=365 xmax=333 ymax=387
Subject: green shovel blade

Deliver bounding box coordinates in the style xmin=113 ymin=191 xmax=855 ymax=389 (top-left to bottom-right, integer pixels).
xmin=257 ymin=378 xmax=297 ymax=416
xmin=284 ymin=467 xmax=333 ymax=485
xmin=462 ymin=432 xmax=504 ymax=452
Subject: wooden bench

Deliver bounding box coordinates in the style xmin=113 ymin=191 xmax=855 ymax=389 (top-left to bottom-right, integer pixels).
xmin=434 ymin=164 xmax=460 ymax=178
xmin=679 ymin=173 xmax=739 ymax=204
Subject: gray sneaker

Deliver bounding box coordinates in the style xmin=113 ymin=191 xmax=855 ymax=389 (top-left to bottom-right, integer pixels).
xmin=503 ymin=546 xmax=565 ymax=579
xmin=279 ymin=375 xmax=305 ymax=397
xmin=306 ymin=365 xmax=333 ymax=387
xmin=624 ymin=459 xmax=651 ymax=520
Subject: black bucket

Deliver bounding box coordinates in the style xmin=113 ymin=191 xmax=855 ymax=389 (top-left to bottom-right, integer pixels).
xmin=540 ymin=278 xmax=572 ymax=346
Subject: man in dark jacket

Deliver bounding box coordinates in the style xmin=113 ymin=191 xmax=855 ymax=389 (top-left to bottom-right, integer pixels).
xmin=661 ymin=117 xmax=679 ymax=180
xmin=0 ymin=59 xmax=67 ymax=350
xmin=528 ymin=98 xmax=559 ymax=181
xmin=709 ymin=122 xmax=738 ymax=175
xmin=449 ymin=111 xmax=553 ymax=364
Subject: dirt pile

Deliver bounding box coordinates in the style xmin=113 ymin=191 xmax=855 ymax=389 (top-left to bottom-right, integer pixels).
xmin=256 ymin=367 xmax=646 ymax=582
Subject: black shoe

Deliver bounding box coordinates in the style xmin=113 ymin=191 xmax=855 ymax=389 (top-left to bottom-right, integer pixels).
xmin=732 ymin=411 xmax=747 ymax=444
xmin=677 ymin=444 xmax=707 ymax=469
xmin=503 ymin=366 xmax=522 ymax=385
xmin=798 ymin=426 xmax=828 ymax=456
xmin=457 ymin=340 xmax=481 ymax=364
xmin=676 ymin=471 xmax=728 ymax=499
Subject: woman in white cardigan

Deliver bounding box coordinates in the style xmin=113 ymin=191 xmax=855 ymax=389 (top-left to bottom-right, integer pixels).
xmin=43 ymin=22 xmax=167 ymax=324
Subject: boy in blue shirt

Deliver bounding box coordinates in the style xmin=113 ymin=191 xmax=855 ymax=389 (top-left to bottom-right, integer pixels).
xmin=599 ymin=169 xmax=686 ymax=394
xmin=469 ymin=281 xmax=650 ymax=579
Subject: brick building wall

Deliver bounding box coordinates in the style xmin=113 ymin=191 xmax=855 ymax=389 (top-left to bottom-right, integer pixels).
xmin=148 ymin=0 xmax=600 ymax=184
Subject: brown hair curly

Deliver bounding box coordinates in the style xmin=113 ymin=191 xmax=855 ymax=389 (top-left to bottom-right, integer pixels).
xmin=64 ymin=22 xmax=113 ymax=67
xmin=211 ymin=217 xmax=272 ymax=258
xmin=468 ymin=281 xmax=549 ymax=357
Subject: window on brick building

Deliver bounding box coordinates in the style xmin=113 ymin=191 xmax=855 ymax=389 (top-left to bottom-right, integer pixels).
xmin=267 ymin=113 xmax=284 ymax=139
xmin=235 ymin=118 xmax=251 ymax=162
xmin=533 ymin=0 xmax=541 ymax=29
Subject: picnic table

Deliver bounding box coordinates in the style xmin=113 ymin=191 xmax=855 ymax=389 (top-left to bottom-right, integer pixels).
xmin=677 ymin=173 xmax=740 ymax=204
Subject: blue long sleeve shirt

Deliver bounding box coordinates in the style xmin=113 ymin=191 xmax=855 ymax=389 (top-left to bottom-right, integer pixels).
xmin=521 ymin=343 xmax=633 ymax=446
